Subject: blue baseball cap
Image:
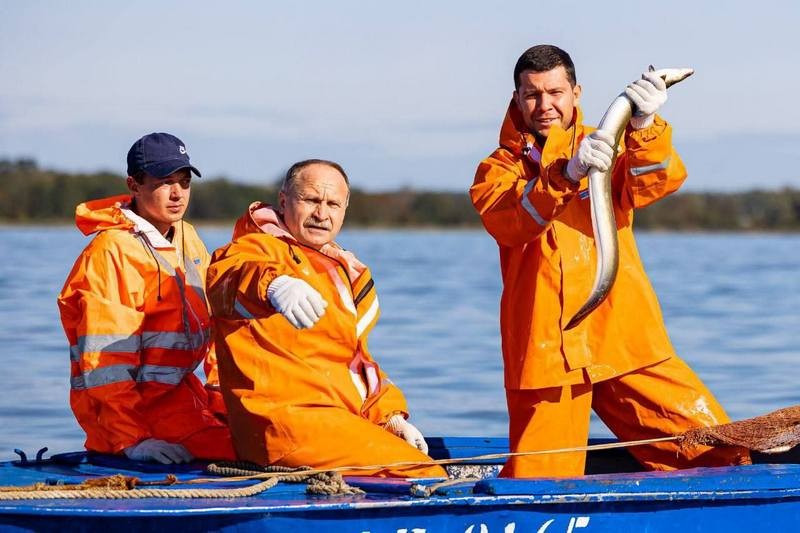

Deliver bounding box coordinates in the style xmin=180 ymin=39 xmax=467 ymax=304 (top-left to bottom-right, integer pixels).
xmin=126 ymin=132 xmax=202 ymax=178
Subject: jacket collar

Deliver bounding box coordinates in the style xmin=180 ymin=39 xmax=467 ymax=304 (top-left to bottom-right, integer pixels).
xmin=119 ymin=205 xmax=176 ymax=249
xmin=234 ymin=202 xmax=367 ymax=280
xmin=75 ymin=194 xmax=135 ymax=236
xmin=74 ymin=194 xmax=179 ymax=249
xmin=498 ymin=99 xmax=585 ymax=162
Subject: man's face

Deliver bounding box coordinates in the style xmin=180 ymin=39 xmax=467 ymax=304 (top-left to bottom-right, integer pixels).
xmin=279 ymin=164 xmax=349 ymax=250
xmin=127 ymin=169 xmax=192 ymax=235
xmin=514 ymin=66 xmax=581 ymax=140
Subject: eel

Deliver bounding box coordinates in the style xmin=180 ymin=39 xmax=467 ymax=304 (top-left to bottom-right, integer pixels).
xmin=564 ymin=67 xmax=694 ymax=331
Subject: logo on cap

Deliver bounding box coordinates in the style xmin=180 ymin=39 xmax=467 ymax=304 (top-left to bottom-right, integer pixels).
xmin=126 ymin=132 xmax=202 ymax=179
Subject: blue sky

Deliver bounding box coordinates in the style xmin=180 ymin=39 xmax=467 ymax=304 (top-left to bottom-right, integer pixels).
xmin=1 ymin=1 xmax=798 ymax=191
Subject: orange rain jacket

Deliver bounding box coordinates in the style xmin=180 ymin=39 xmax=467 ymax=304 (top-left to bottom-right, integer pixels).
xmin=207 ymin=203 xmax=442 ymax=476
xmin=58 ymin=195 xmax=229 ymax=455
xmin=470 ymin=102 xmax=688 ymax=390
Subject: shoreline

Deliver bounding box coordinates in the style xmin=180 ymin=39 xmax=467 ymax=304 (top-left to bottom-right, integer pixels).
xmin=2 ymin=222 xmax=800 ymax=234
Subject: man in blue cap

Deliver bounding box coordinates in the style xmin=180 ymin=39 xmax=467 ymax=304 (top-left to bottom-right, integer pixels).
xmin=58 ymin=133 xmax=236 ymax=464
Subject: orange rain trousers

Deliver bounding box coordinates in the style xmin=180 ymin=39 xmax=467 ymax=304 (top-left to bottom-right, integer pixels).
xmin=242 ymin=405 xmax=445 ymax=477
xmin=502 ymin=356 xmax=751 ymax=478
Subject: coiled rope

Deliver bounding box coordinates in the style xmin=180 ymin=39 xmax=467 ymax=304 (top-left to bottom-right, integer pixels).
xmin=205 ymin=462 xmax=364 ymax=496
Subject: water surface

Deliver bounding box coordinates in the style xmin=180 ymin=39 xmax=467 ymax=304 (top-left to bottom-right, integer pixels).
xmin=1 ymin=227 xmax=797 ymax=456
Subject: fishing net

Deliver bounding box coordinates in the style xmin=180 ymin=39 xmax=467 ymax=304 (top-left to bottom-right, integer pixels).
xmin=681 ymin=405 xmax=800 ymax=453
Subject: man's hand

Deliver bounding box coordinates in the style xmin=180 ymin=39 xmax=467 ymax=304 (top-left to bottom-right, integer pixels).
xmin=123 ymin=438 xmax=193 ymax=464
xmin=625 ymin=71 xmax=668 ymax=129
xmin=565 ymin=130 xmax=616 ymax=182
xmin=267 ymin=275 xmax=328 ymax=329
xmin=386 ymin=415 xmax=429 ymax=454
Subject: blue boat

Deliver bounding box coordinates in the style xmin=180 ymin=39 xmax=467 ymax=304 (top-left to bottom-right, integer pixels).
xmin=1 ymin=437 xmax=798 ymax=532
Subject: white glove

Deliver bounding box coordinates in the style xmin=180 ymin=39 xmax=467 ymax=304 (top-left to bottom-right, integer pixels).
xmin=123 ymin=438 xmax=193 ymax=464
xmin=625 ymin=71 xmax=667 ymax=129
xmin=565 ymin=130 xmax=616 ymax=183
xmin=386 ymin=415 xmax=429 ymax=454
xmin=267 ymin=275 xmax=327 ymax=329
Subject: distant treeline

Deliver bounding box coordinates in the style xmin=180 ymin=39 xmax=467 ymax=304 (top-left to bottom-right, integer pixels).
xmin=2 ymin=159 xmax=799 ymax=230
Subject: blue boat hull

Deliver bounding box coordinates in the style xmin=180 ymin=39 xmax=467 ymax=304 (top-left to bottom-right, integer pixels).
xmin=4 ymin=498 xmax=800 ymax=533
xmin=2 ymin=438 xmax=799 ymax=532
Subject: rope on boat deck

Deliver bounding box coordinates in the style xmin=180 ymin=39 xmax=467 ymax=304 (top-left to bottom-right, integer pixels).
xmin=0 ymin=435 xmax=683 ymax=500
xmin=186 ymin=435 xmax=682 ymax=485
xmin=0 ymin=461 xmax=365 ymax=500
xmin=0 ymin=475 xmax=279 ymax=500
xmin=206 ymin=462 xmax=365 ymax=495
xmin=409 ymin=476 xmax=482 ymax=498
xmin=5 ymin=405 xmax=796 ymax=500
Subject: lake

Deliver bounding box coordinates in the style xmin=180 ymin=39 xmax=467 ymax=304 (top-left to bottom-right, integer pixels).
xmin=0 ymin=226 xmax=798 ymax=457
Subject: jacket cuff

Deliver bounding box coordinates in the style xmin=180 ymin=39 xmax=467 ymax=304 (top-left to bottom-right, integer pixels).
xmin=260 ymin=271 xmax=282 ymax=304
xmin=381 ymin=410 xmax=408 ymax=427
xmin=113 ymin=433 xmax=151 ymax=455
xmin=627 ymin=114 xmax=668 ymax=144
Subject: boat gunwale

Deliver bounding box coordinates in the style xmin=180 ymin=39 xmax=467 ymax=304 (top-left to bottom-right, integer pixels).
xmin=4 ymin=464 xmax=800 ymax=517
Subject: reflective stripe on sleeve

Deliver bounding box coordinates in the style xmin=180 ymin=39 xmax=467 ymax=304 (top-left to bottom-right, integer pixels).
xmin=71 ymin=364 xmax=191 ymax=390
xmin=630 ymin=157 xmax=671 ymax=177
xmin=73 ymin=330 xmax=207 ymax=360
xmin=520 ymin=178 xmax=548 ymax=226
xmin=137 ymin=365 xmax=189 ymax=385
xmin=141 ymin=329 xmax=210 ymax=351
xmin=76 ymin=334 xmax=141 ymax=358
xmin=70 ymin=364 xmax=137 ymax=390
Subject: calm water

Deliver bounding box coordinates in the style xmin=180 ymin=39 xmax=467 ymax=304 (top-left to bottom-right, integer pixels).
xmin=1 ymin=227 xmax=798 ymax=457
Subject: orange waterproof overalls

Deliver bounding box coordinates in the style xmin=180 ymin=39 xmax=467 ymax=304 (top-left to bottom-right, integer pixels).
xmin=206 ymin=203 xmax=446 ymax=478
xmin=58 ymin=195 xmax=234 ymax=459
xmin=470 ymin=103 xmax=750 ymax=477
